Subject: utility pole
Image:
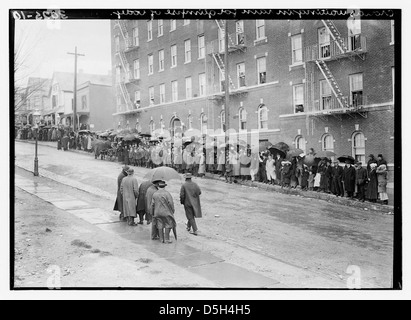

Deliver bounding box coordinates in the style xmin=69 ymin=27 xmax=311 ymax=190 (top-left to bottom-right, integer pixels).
xmin=67 ymin=47 xmax=85 ymax=132
xmin=224 ymin=20 xmax=230 ymax=146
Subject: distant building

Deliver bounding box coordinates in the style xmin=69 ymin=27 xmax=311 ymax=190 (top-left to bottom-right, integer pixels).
xmin=110 ymin=19 xmax=395 ymax=188
xmin=44 ymin=71 xmax=114 ymax=129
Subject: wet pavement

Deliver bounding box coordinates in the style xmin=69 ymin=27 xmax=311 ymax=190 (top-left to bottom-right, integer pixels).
xmin=14 ymin=141 xmax=395 ymax=288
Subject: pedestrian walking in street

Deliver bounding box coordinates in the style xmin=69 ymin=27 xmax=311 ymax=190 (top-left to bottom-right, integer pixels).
xmin=355 ymin=162 xmax=368 ymax=202
xmin=146 ymin=181 xmax=160 ymax=240
xmin=343 ymin=161 xmax=356 ymax=199
xmin=136 ymin=180 xmax=154 ymax=224
xmin=180 ymin=173 xmax=202 ymax=236
xmin=376 ymin=164 xmax=389 ymax=205
xmin=151 ymin=180 xmax=177 ymax=244
xmin=120 ymin=167 xmax=139 ymax=226
xmin=366 ymin=163 xmax=378 ymax=202
xmin=115 ymin=170 xmax=128 ymax=210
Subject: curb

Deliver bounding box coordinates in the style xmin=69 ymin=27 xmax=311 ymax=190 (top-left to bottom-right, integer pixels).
xmin=16 ymin=139 xmax=395 ymax=214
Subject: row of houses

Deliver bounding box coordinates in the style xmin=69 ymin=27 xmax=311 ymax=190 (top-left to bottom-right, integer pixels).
xmin=15 ymin=71 xmax=114 ymax=131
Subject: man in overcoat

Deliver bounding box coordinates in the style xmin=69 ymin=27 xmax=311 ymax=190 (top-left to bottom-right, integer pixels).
xmin=343 ymin=161 xmax=356 ymax=199
xmin=113 ymin=165 xmax=129 ymax=221
xmin=180 ymin=173 xmax=202 ymax=236
xmin=120 ymin=167 xmax=139 ymax=226
xmin=355 ymin=161 xmax=368 ymax=202
xmin=151 ymin=181 xmax=176 ymax=243
xmin=136 ymin=180 xmax=153 ymax=224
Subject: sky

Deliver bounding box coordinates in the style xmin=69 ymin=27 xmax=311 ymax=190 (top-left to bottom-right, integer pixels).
xmin=14 ymin=19 xmax=112 ymax=86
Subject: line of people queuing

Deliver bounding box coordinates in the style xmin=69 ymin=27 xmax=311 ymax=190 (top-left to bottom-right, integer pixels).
xmin=114 ymin=165 xmax=203 ymax=243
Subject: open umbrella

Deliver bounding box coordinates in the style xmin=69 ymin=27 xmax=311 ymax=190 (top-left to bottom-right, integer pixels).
xmin=140 ymin=133 xmax=152 ymax=138
xmin=314 ymin=150 xmax=336 ymax=159
xmin=99 ymin=131 xmax=110 ymax=137
xmin=78 ymin=129 xmax=90 ymax=135
xmin=338 ymin=155 xmax=355 ymax=164
xmin=259 ymin=140 xmax=273 ymax=152
xmin=143 ymin=166 xmax=182 ymax=182
xmin=287 ymin=148 xmax=305 ymax=158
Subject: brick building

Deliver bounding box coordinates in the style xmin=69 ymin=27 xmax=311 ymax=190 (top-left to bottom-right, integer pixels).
xmin=110 ymin=19 xmax=395 ymax=187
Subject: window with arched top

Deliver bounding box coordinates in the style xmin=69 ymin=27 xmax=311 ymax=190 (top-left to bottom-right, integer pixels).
xmin=352 ymin=132 xmax=365 ymax=164
xmin=149 ymin=120 xmax=155 ymax=134
xmin=200 ymin=113 xmax=208 ymax=135
xmin=322 ymin=134 xmax=334 ymax=152
xmin=239 ymin=108 xmax=247 ymax=131
xmin=258 ymin=104 xmax=268 ymax=130
xmin=295 ymin=136 xmax=306 ymax=153
xmin=220 ymin=111 xmax=226 ymax=132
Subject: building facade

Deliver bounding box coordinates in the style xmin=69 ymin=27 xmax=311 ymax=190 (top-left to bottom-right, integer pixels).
xmin=110 ymin=19 xmax=395 ymax=185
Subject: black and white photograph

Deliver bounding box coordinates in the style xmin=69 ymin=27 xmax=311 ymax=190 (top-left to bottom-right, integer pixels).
xmin=5 ymin=0 xmax=407 ymax=301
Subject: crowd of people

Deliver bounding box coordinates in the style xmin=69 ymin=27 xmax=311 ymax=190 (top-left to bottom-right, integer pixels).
xmin=114 ymin=166 xmax=202 ymax=243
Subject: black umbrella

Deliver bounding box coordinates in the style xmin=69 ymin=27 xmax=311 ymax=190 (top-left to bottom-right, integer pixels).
xmin=259 ymin=141 xmax=273 ymax=152
xmin=337 ymin=155 xmax=355 ymax=164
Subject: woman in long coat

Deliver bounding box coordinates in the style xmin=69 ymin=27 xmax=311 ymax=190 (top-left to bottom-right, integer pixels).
xmin=376 ymin=164 xmax=389 ymax=204
xmin=366 ymin=163 xmax=378 ymax=202
xmin=120 ymin=168 xmax=139 ymax=225
xmin=113 ymin=166 xmax=128 ymax=221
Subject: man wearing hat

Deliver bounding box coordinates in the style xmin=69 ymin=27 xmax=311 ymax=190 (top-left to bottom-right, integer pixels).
xmin=180 ymin=173 xmax=202 ymax=236
xmin=120 ymin=167 xmax=139 ymax=226
xmin=113 ymin=165 xmax=129 ymax=221
xmin=151 ymin=180 xmax=177 ymax=243
xmin=355 ymin=161 xmax=368 ymax=202
xmin=343 ymin=160 xmax=356 ymax=199
xmin=136 ymin=180 xmax=154 ymax=225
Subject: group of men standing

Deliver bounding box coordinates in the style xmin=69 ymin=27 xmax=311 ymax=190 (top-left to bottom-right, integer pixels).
xmin=114 ymin=166 xmax=202 ymax=244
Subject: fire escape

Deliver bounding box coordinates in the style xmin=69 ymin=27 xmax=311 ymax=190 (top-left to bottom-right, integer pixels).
xmin=207 ymin=20 xmax=248 ymax=101
xmin=114 ymin=21 xmax=140 ymax=113
xmin=304 ymin=20 xmax=368 ymax=120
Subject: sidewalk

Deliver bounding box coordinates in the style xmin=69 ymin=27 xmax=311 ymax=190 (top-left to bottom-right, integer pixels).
xmin=16 ymin=138 xmax=395 ymax=214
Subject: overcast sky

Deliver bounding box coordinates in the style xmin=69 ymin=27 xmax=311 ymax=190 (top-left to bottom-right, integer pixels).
xmin=14 ymin=19 xmax=112 ymax=86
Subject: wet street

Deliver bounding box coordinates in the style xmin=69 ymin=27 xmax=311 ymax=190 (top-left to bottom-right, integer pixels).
xmin=14 ymin=141 xmax=394 ymax=288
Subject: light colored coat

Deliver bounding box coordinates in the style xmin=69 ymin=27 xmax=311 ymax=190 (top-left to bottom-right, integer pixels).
xmin=120 ymin=175 xmax=139 ymax=218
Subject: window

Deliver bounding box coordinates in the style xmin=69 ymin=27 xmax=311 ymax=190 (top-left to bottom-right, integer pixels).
xmin=220 ymin=111 xmax=226 ymax=131
xmin=257 ymin=57 xmax=266 ymax=84
xmin=293 ymin=85 xmax=304 ymax=113
xmin=115 ymin=36 xmax=120 ymax=52
xmin=148 ymin=54 xmax=154 ymax=75
xmin=237 ymin=62 xmax=246 ymax=88
xmin=199 ymin=73 xmax=206 ymax=97
xmin=348 ymin=19 xmax=361 ymax=50
xmin=52 ymin=95 xmax=58 ymax=108
xmin=256 ymin=20 xmax=265 ymax=40
xmin=158 ymin=49 xmax=164 ymax=71
xmin=147 ymin=20 xmax=153 ymax=41
xmin=148 ymin=86 xmax=154 ymax=104
xmin=318 ymin=27 xmax=330 ymax=58
xmin=198 ymin=35 xmax=205 ymax=59
xmin=159 ymin=84 xmax=165 ymax=104
xmin=125 ymin=63 xmax=131 ymax=82
xmin=185 ymin=77 xmax=192 ymax=99
xmin=149 ymin=120 xmax=155 ymax=134
xmin=218 ymin=28 xmax=225 ymax=53
xmin=320 ymin=80 xmax=332 ymax=110
xmin=200 ymin=113 xmax=208 ymax=135
xmin=132 ymin=27 xmax=139 ymax=46
xmin=352 ymin=132 xmax=366 ymax=164
xmin=349 ymin=73 xmax=363 ymax=107
xmin=82 ymin=96 xmax=87 ymax=110
xmin=158 ymin=19 xmax=163 ymax=36
xmin=134 ymin=91 xmax=141 ymax=106
xmin=219 ymin=70 xmax=225 ymax=92
xmin=390 ymin=20 xmax=394 ymax=44
xmin=236 ymin=20 xmax=245 ymax=45
xmin=187 ymin=115 xmax=193 ymax=129
xmin=159 ymin=119 xmax=165 ymax=133
xmin=291 ymin=34 xmax=303 ymax=64
xmin=133 ymin=59 xmax=140 ymax=79
xmin=170 ymin=19 xmax=176 ymax=31
xmin=171 ymin=45 xmax=177 ymax=67
xmin=258 ymin=104 xmax=268 ymax=130
xmin=239 ymin=108 xmax=247 ymax=131
xmin=184 ymin=39 xmax=191 ymax=63
xmin=183 ymin=19 xmax=190 ymax=25
xmin=171 ymin=80 xmax=178 ymax=102
xmin=115 ymin=66 xmax=121 ymax=83
xmin=322 ymin=134 xmax=334 ymax=152
xmin=295 ymin=136 xmax=306 ymax=152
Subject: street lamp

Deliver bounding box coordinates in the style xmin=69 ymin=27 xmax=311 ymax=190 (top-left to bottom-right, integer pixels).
xmin=33 ymin=110 xmax=41 ymax=176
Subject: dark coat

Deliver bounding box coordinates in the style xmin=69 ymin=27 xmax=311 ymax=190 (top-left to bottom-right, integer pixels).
xmin=355 ymin=167 xmax=368 ymax=185
xmin=136 ymin=180 xmax=153 ymax=214
xmin=343 ymin=166 xmax=356 ymax=192
xmin=366 ymin=169 xmax=378 ymax=200
xmin=180 ymin=180 xmax=202 ymax=218
xmin=113 ymin=170 xmax=128 ymax=213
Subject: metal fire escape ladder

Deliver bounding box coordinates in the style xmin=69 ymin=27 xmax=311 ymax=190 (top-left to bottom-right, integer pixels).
xmin=116 ymin=20 xmax=131 ymax=50
xmin=212 ymin=52 xmax=236 ymax=91
xmin=315 ymin=59 xmax=350 ymax=110
xmin=215 ymin=20 xmax=236 ymax=49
